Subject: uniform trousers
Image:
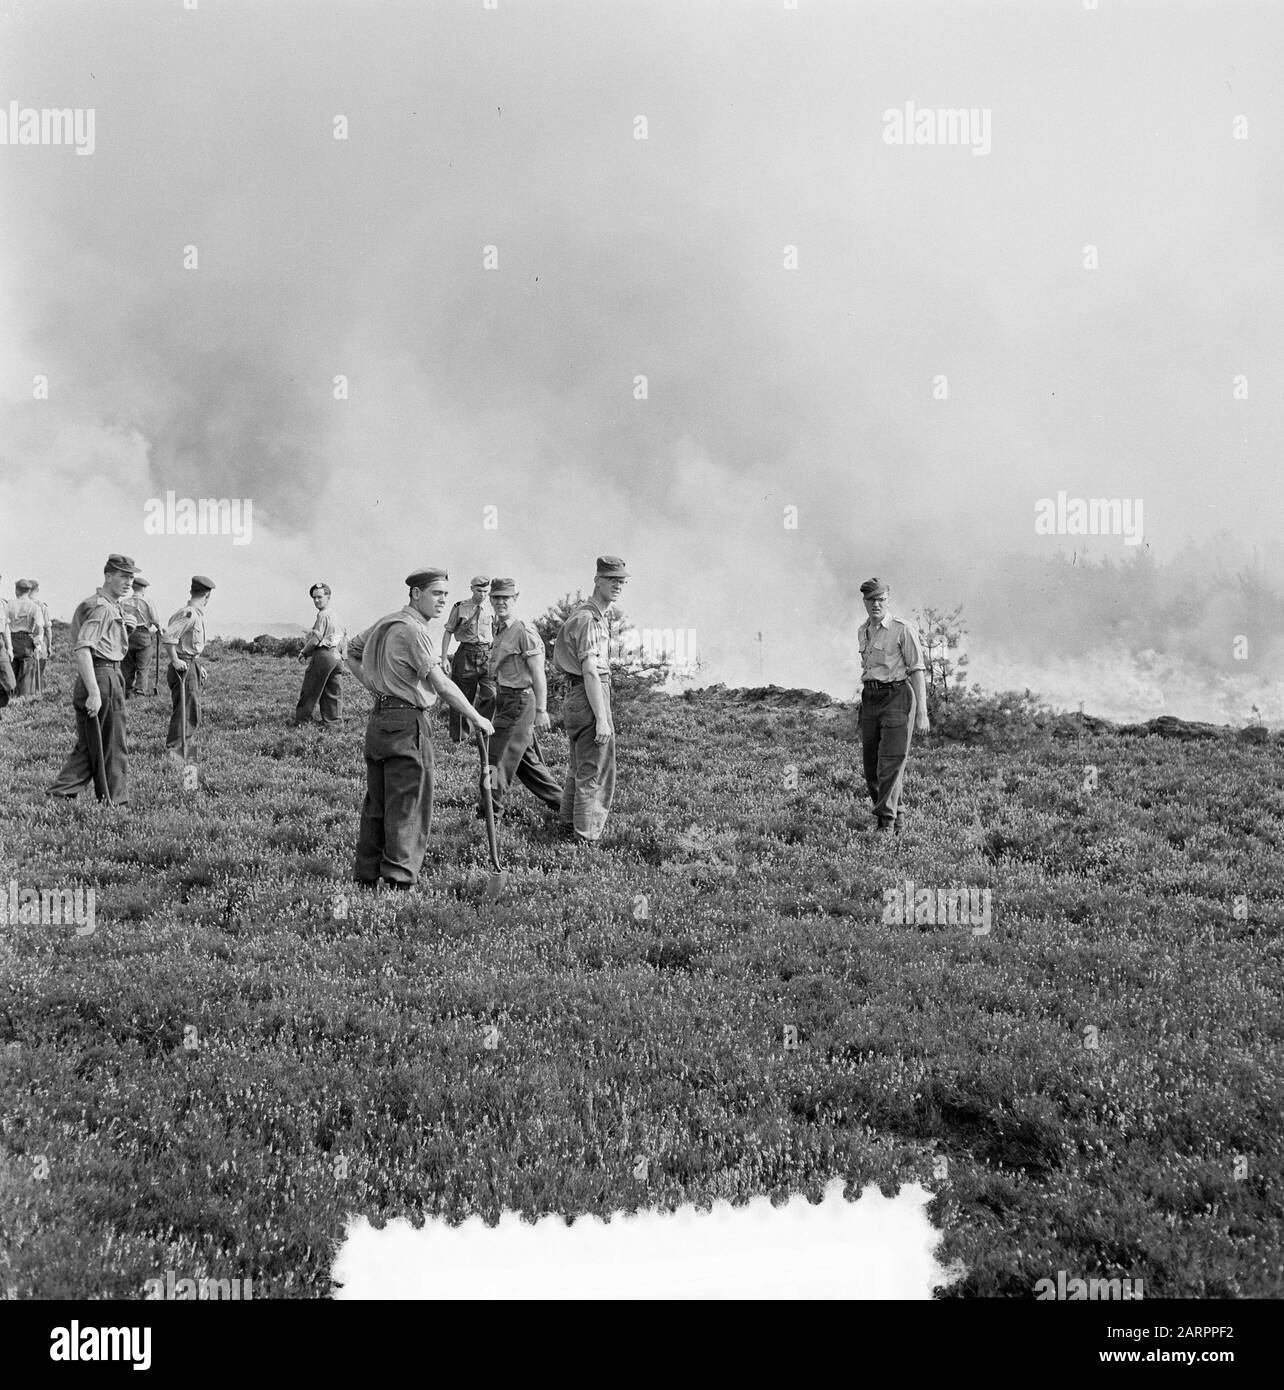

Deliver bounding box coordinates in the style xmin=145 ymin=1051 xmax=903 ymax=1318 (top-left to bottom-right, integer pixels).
xmin=49 ymin=664 xmax=130 ymax=803
xmin=294 ymin=648 xmax=343 ymax=724
xmin=484 ymin=686 xmax=562 ymax=815
xmin=858 ymin=681 xmax=915 ymax=826
xmin=448 ymin=644 xmax=495 ymax=743
xmin=354 ymin=705 xmax=435 ymax=885
xmin=558 ymin=679 xmax=616 ymax=841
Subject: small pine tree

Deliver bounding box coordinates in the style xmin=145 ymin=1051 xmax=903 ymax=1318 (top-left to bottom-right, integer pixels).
xmin=913 ymin=604 xmax=970 ymax=713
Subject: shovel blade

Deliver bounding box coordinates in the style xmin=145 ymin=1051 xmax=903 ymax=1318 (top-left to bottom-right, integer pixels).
xmin=482 ymin=870 xmax=507 ymax=904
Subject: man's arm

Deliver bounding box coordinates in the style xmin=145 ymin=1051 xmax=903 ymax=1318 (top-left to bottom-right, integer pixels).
xmin=299 ymin=611 xmax=322 ymax=663
xmin=344 ymin=632 xmax=374 ymax=691
xmin=909 ymin=670 xmax=929 ymax=732
xmin=581 ymin=660 xmax=612 ymax=744
xmin=426 ymin=666 xmax=494 ymax=736
xmin=162 ymin=612 xmax=191 ymax=673
xmin=527 ymin=653 xmax=550 ymax=732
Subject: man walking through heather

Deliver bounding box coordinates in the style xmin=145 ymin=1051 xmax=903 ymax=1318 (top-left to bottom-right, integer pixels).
xmin=8 ymin=579 xmax=45 ymax=699
xmin=48 ymin=553 xmax=136 ymax=805
xmin=480 ymin=577 xmax=562 ymax=822
xmin=441 ymin=574 xmax=496 ymax=745
xmin=162 ymin=576 xmax=215 ymax=756
xmin=346 ymin=566 xmax=494 ymax=890
xmin=552 ymin=556 xmax=628 ymax=846
xmin=121 ymin=574 xmax=160 ymax=698
xmin=292 ymin=581 xmax=347 ymax=726
xmin=856 ymin=577 xmax=929 ymax=833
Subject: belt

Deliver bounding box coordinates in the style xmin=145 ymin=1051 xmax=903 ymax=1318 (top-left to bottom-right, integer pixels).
xmin=564 ymin=672 xmax=610 ymax=686
xmin=92 ymin=657 xmax=122 ymax=668
xmin=863 ymin=678 xmax=905 ymax=691
xmin=372 ymin=693 xmax=421 ymax=711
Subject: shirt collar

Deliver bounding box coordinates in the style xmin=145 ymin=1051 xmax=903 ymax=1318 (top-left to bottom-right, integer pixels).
xmin=866 ymin=613 xmax=890 ymax=631
xmin=584 ymin=597 xmax=607 ymax=619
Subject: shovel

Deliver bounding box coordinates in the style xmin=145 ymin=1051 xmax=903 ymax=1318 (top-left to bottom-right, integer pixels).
xmin=474 ymin=729 xmax=507 ymax=903
xmin=87 ymin=699 xmax=112 ymax=806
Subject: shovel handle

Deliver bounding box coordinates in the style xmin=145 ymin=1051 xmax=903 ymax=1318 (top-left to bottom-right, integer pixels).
xmin=474 ymin=728 xmax=502 ymax=873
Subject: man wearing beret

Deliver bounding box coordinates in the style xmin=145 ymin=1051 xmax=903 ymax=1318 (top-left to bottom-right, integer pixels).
xmin=121 ymin=574 xmax=161 ymax=698
xmin=292 ymin=581 xmax=347 ymax=726
xmin=162 ymin=575 xmax=215 ymax=755
xmin=552 ymin=556 xmax=628 ymax=845
xmin=480 ymin=577 xmax=562 ymax=821
xmin=857 ymin=577 xmax=929 ymax=833
xmin=441 ymin=574 xmax=496 ymax=745
xmin=346 ymin=567 xmax=495 ymax=889
xmin=48 ymin=553 xmax=135 ymax=804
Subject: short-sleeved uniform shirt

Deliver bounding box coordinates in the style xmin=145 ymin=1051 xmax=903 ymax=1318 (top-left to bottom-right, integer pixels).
xmin=72 ymin=589 xmax=129 ymax=660
xmin=121 ymin=594 xmax=159 ymax=632
xmin=348 ymin=606 xmax=442 ymax=709
xmin=164 ymin=602 xmax=208 ymax=659
xmin=487 ymin=617 xmax=543 ymax=690
xmin=305 ymin=607 xmax=346 ymax=651
xmin=552 ymin=599 xmax=610 ymax=678
xmin=444 ymin=598 xmax=494 ymax=646
xmin=858 ymin=615 xmax=926 ymax=683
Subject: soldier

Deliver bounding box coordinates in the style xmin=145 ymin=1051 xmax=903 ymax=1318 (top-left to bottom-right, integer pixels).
xmin=856 ymin=577 xmax=929 ymax=833
xmin=121 ymin=574 xmax=161 ymax=698
xmin=162 ymin=576 xmax=215 ymax=756
xmin=292 ymin=582 xmax=347 ymax=726
xmin=0 ymin=573 xmax=14 ymax=711
xmin=345 ymin=567 xmax=495 ymax=889
xmin=552 ymin=556 xmax=628 ymax=846
xmin=441 ymin=574 xmax=495 ymax=744
xmin=8 ymin=580 xmax=45 ymax=698
xmin=48 ymin=554 xmax=135 ymax=805
xmin=479 ymin=577 xmax=562 ymax=822
xmin=29 ymin=579 xmax=52 ymax=694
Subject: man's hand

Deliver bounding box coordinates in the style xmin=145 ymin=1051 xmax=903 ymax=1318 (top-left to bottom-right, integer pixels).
xmin=915 ymin=711 xmax=931 ymax=734
xmin=171 ymin=657 xmax=188 ymax=675
xmin=85 ymin=688 xmax=102 ymax=715
xmin=469 ymin=714 xmax=495 ymax=738
xmin=594 ymin=718 xmax=614 ymax=745
xmin=534 ymin=709 xmax=551 ymax=733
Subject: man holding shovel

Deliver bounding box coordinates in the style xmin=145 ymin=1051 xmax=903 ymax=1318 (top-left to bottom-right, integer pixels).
xmin=121 ymin=574 xmax=161 ymax=698
xmin=48 ymin=553 xmax=135 ymax=805
xmin=162 ymin=576 xmax=215 ymax=758
xmin=346 ymin=566 xmax=494 ymax=890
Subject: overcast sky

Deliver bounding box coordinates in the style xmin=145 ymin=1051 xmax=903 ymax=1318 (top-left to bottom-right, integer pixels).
xmin=2 ymin=0 xmax=1280 ymax=717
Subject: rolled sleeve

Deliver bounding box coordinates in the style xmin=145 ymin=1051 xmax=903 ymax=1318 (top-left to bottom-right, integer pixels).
xmin=75 ymin=606 xmax=112 ymax=651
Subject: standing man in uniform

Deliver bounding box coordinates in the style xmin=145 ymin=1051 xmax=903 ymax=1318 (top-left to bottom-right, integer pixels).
xmin=29 ymin=579 xmax=52 ymax=695
xmin=162 ymin=576 xmax=215 ymax=756
xmin=346 ymin=566 xmax=495 ymax=890
xmin=441 ymin=575 xmax=495 ymax=744
xmin=856 ymin=577 xmax=929 ymax=834
xmin=0 ymin=573 xmax=15 ymax=711
xmin=48 ymin=554 xmax=135 ymax=804
xmin=480 ymin=577 xmax=562 ymax=822
xmin=292 ymin=582 xmax=347 ymax=726
xmin=552 ymin=556 xmax=628 ymax=846
xmin=8 ymin=579 xmax=44 ymax=699
xmin=121 ymin=574 xmax=160 ymax=698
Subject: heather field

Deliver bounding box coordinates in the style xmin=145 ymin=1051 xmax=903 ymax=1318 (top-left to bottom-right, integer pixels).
xmin=1 ymin=640 xmax=1282 ymax=1299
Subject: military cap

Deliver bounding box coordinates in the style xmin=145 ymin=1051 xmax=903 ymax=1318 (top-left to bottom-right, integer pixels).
xmin=190 ymin=575 xmax=216 ymax=592
xmin=489 ymin=577 xmax=518 ymax=597
xmin=470 ymin=574 xmax=491 ymax=588
xmin=406 ymin=566 xmax=448 ymax=591
xmin=860 ymin=577 xmax=889 ymax=598
xmin=595 ymin=555 xmax=630 ymax=578
xmin=131 ymin=575 xmax=150 ymax=589
xmin=105 ymin=553 xmax=138 ymax=575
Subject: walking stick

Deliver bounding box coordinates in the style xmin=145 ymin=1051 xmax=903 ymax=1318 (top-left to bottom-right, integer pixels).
xmin=153 ymin=634 xmax=160 ymax=697
xmin=179 ymin=665 xmax=189 ymax=762
xmin=87 ymin=702 xmax=112 ymax=806
xmin=474 ymin=729 xmax=507 ymax=903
